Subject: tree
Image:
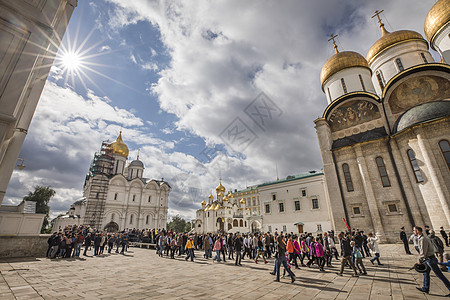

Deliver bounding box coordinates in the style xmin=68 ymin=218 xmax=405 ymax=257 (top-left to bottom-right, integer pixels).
xmin=23 ymin=185 xmax=55 ymax=233
xmin=167 ymin=215 xmax=191 ymax=233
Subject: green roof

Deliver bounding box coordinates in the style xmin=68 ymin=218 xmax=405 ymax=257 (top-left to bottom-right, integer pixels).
xmin=233 ymin=186 xmax=258 ymax=194
xmin=257 ymin=171 xmax=323 ymax=188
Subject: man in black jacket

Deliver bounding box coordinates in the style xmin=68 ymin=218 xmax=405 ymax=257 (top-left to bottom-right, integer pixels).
xmin=234 ymin=233 xmax=243 ymax=266
xmin=400 ymin=227 xmax=412 ymax=254
xmin=49 ymin=233 xmax=62 ymax=258
xmin=440 ymin=227 xmax=449 ymax=247
xmin=337 ymin=233 xmax=358 ymax=276
xmin=83 ymin=233 xmax=92 ymax=256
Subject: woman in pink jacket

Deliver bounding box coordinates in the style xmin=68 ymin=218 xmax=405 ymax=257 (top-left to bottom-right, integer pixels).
xmin=314 ymin=237 xmax=325 ymax=272
xmin=213 ymin=238 xmax=222 ymax=263
xmin=292 ymin=236 xmax=301 ymax=269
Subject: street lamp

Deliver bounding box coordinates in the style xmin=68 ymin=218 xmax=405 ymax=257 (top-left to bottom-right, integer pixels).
xmin=17 ymin=158 xmax=25 ymax=170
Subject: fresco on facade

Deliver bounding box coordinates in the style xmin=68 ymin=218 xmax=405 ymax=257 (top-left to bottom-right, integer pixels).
xmin=389 ymin=75 xmax=450 ymax=114
xmin=329 ymin=100 xmax=381 ymax=131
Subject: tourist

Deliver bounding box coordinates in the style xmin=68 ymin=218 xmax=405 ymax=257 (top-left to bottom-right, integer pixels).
xmin=440 ymin=227 xmax=449 ymax=247
xmin=234 ymin=233 xmax=243 ymax=266
xmin=213 ymin=237 xmax=222 ymax=263
xmin=185 ymin=236 xmax=195 ymax=262
xmin=337 ymin=233 xmax=358 ymax=277
xmin=275 ymin=235 xmax=296 ymax=283
xmin=438 ymin=253 xmax=450 ymax=272
xmin=351 ymin=241 xmax=367 ymax=275
xmin=409 ymin=231 xmax=420 ymax=254
xmin=83 ymin=233 xmax=91 ymax=256
xmin=315 ymin=237 xmax=326 ymax=272
xmin=255 ymin=235 xmax=268 ymax=264
xmin=429 ymin=230 xmax=445 ymax=267
xmin=400 ymin=227 xmax=412 ymax=255
xmin=414 ymin=226 xmax=450 ymax=296
xmin=368 ymin=232 xmax=382 ymax=265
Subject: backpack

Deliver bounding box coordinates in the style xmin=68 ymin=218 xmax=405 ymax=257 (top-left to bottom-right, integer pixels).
xmin=354 ymin=247 xmax=362 ymax=258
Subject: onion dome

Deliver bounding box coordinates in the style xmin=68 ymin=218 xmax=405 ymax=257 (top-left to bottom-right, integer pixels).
xmin=214 ymin=203 xmax=221 ymax=210
xmin=208 ymin=194 xmax=214 ymax=199
xmin=201 ymin=199 xmax=206 ymax=206
xmin=216 ymin=181 xmax=226 ymax=193
xmin=394 ymin=101 xmax=450 ymax=133
xmin=217 ymin=192 xmax=224 ymax=197
xmin=129 ymin=159 xmax=144 ymax=168
xmin=366 ymin=27 xmax=427 ymax=63
xmin=204 ymin=205 xmax=210 ymax=211
xmin=228 ymin=191 xmax=235 ymax=198
xmin=320 ymin=51 xmax=370 ymax=90
xmin=240 ymin=198 xmax=246 ymax=204
xmin=424 ymin=0 xmax=450 ymax=48
xmin=223 ymin=195 xmax=229 ymax=202
xmin=110 ymin=131 xmax=129 ymax=158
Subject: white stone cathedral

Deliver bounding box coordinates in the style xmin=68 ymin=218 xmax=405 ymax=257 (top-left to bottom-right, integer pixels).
xmin=53 ymin=132 xmax=170 ymax=231
xmin=315 ymin=1 xmax=450 ymax=242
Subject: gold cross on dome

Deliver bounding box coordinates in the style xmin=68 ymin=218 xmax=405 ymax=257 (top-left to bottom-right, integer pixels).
xmin=372 ymin=10 xmax=385 ymax=27
xmin=328 ymin=33 xmax=339 ymax=54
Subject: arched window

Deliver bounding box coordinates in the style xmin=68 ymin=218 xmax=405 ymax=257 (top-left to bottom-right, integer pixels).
xmin=342 ymin=163 xmax=354 ymax=192
xmin=376 ymin=70 xmax=385 ymax=89
xmin=358 ymin=74 xmax=366 ymax=91
xmin=375 ymin=157 xmax=391 ymax=187
xmin=439 ymin=140 xmax=450 ymax=170
xmin=233 ymin=219 xmax=238 ymax=227
xmin=341 ymin=78 xmax=348 ymax=93
xmin=407 ymin=149 xmax=424 ymax=183
xmin=420 ymin=53 xmax=428 ymax=63
xmin=111 ymin=213 xmax=115 ymax=221
xmin=240 ymin=220 xmax=243 ymax=227
xmin=395 ymin=58 xmax=404 ymax=71
xmin=130 ymin=214 xmax=134 ymax=224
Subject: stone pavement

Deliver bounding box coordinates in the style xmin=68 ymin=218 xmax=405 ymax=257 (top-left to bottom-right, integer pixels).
xmin=1 ymin=244 xmax=449 ymax=299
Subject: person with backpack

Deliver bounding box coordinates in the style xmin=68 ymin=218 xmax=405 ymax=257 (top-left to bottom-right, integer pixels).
xmin=429 ymin=230 xmax=445 ymax=269
xmin=351 ymin=240 xmax=367 ymax=275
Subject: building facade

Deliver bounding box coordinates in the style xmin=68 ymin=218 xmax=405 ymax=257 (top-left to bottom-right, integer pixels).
xmin=54 ymin=132 xmax=170 ymax=231
xmin=315 ymin=1 xmax=450 ymax=242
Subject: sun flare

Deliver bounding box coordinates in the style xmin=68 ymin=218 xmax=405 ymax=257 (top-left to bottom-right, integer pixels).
xmin=61 ymin=51 xmax=82 ymax=71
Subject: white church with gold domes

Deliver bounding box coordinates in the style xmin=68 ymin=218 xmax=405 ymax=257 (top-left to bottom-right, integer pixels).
xmin=315 ymin=1 xmax=450 ymax=242
xmin=194 ymin=181 xmax=252 ymax=234
xmin=53 ymin=132 xmax=170 ymax=231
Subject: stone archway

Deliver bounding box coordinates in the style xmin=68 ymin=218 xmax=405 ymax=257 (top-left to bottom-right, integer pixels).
xmin=251 ymin=220 xmax=262 ymax=233
xmin=104 ymin=221 xmax=119 ymax=232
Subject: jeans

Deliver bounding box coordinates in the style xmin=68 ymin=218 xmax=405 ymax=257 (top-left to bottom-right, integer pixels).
xmin=276 ymin=255 xmax=295 ymax=281
xmin=370 ymin=253 xmax=381 ymax=265
xmin=235 ymin=250 xmax=242 ymax=265
xmin=423 ymin=256 xmax=450 ymax=292
xmin=214 ymin=250 xmax=221 ymax=262
xmin=339 ymin=255 xmax=357 ymax=275
xmin=74 ymin=243 xmax=82 ymax=257
xmin=185 ymin=248 xmax=194 ymax=261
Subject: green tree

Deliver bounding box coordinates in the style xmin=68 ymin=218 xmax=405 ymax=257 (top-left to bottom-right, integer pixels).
xmin=167 ymin=215 xmax=191 ymax=233
xmin=23 ymin=185 xmax=55 ymax=233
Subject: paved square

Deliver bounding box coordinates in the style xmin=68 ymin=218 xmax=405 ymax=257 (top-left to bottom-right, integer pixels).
xmin=1 ymin=244 xmax=449 ymax=299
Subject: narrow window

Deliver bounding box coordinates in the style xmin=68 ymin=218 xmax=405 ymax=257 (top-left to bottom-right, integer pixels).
xmin=353 ymin=207 xmax=361 ymax=215
xmin=208 ymin=212 xmax=209 ymax=217
xmin=265 ymin=204 xmax=270 ymax=213
xmin=146 ymin=215 xmax=149 ymax=224
xmin=317 ymin=224 xmax=322 ymax=232
xmin=327 ymin=87 xmax=332 ymax=102
xmin=268 ymin=226 xmax=272 ymax=232
xmin=420 ymin=53 xmax=428 ymax=63
xmin=407 ymin=149 xmax=424 ymax=183
xmin=111 ymin=213 xmax=115 ymax=220
xmin=312 ymin=198 xmax=319 ymax=209
xmin=279 ymin=203 xmax=284 ymax=212
xmin=376 ymin=157 xmax=391 ymax=187
xmin=342 ymin=163 xmax=354 ymax=192
xmin=233 ymin=219 xmax=238 ymax=227
xmin=395 ymin=58 xmax=404 ymax=71
xmin=130 ymin=169 xmax=133 ymax=178
xmin=132 ymin=195 xmax=135 ymax=202
xmin=130 ymin=215 xmax=133 ymax=224
xmin=114 ymin=193 xmax=118 ymax=200
xmin=439 ymin=140 xmax=450 ymax=170
xmin=240 ymin=220 xmax=243 ymax=227
xmin=376 ymin=70 xmax=385 ymax=89
xmin=358 ymin=74 xmax=366 ymax=91
xmin=245 ymin=221 xmax=247 ymax=227
xmin=115 ymin=162 xmax=119 ymax=174
xmin=148 ymin=195 xmax=151 ymax=202
xmin=388 ymin=204 xmax=398 ymax=213
xmin=341 ymin=78 xmax=348 ymax=93
xmin=301 ymin=189 xmax=306 ymax=197
xmin=283 ymin=225 xmax=287 ymax=232
xmin=294 ymin=200 xmax=300 ymax=211
xmin=272 ymin=194 xmax=276 ymax=201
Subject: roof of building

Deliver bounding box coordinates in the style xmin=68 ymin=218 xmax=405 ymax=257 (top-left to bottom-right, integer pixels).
xmin=424 ymin=0 xmax=450 ymax=48
xmin=394 ymin=101 xmax=450 ymax=133
xmin=129 ymin=159 xmax=144 ymax=168
xmin=110 ymin=131 xmax=129 ymax=158
xmin=258 ymin=171 xmax=323 ymax=188
xmin=332 ymin=127 xmax=388 ymax=149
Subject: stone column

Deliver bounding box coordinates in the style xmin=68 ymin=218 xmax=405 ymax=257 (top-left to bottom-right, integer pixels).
xmin=416 ymin=133 xmax=450 ymax=228
xmin=314 ymin=118 xmax=347 ymax=232
xmin=354 ymin=145 xmax=386 ymax=241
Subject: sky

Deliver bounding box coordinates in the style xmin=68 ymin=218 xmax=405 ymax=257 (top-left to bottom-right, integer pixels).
xmin=3 ymin=0 xmax=439 ymax=221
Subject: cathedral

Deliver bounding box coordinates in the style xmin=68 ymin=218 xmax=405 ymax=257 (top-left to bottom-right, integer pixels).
xmin=314 ymin=1 xmax=450 ymax=242
xmin=53 ymin=132 xmax=170 ymax=231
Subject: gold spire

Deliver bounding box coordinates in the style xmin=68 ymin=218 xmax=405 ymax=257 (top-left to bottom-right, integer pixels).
xmin=110 ymin=131 xmax=129 ymax=158
xmin=372 ymin=10 xmax=389 ymax=36
xmin=216 ymin=180 xmax=226 ymax=193
xmin=328 ymin=34 xmax=339 ymax=54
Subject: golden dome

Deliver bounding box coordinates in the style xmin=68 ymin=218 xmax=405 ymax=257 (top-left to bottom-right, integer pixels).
xmin=216 ymin=182 xmax=225 ymax=193
xmin=201 ymin=200 xmax=207 ymax=206
xmin=110 ymin=131 xmax=129 ymax=158
xmin=223 ymin=196 xmax=229 ymax=202
xmin=208 ymin=194 xmax=214 ymax=199
xmin=217 ymin=192 xmax=224 ymax=197
xmin=214 ymin=203 xmax=221 ymax=210
xmin=424 ymin=0 xmax=450 ymax=48
xmin=228 ymin=191 xmax=235 ymax=198
xmin=240 ymin=198 xmax=246 ymax=204
xmin=320 ymin=51 xmax=370 ymax=89
xmin=366 ymin=28 xmax=427 ymax=63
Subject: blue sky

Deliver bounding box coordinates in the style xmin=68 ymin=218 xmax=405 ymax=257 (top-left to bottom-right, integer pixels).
xmin=4 ymin=0 xmax=438 ymax=220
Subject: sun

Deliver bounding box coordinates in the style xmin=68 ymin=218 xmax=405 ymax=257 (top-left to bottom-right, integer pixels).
xmin=61 ymin=51 xmax=82 ymax=71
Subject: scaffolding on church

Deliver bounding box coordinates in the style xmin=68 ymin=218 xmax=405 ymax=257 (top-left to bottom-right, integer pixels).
xmin=84 ymin=141 xmax=114 ymax=229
